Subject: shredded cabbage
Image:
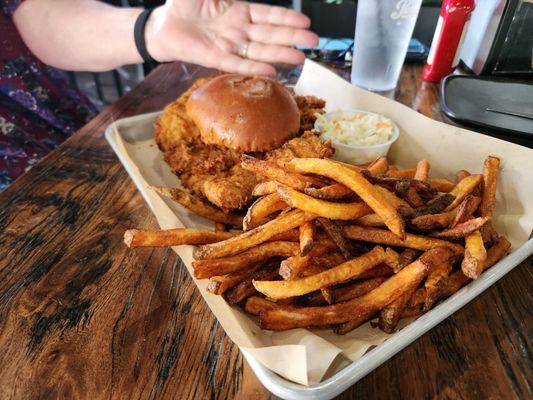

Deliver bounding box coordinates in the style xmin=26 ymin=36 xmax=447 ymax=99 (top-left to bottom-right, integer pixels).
xmin=315 ymin=111 xmax=393 ymax=146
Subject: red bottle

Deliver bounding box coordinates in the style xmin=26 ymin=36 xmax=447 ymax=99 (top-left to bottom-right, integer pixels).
xmin=422 ymin=0 xmax=476 ymax=82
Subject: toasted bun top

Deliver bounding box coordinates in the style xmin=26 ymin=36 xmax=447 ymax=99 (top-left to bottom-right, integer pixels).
xmin=185 ymin=74 xmax=300 ymax=152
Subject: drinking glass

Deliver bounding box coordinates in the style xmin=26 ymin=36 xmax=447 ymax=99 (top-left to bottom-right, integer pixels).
xmin=351 ymin=0 xmax=423 ymax=92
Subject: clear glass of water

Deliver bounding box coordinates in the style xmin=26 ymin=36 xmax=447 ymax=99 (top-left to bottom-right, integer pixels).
xmin=351 ymin=0 xmax=423 ymax=92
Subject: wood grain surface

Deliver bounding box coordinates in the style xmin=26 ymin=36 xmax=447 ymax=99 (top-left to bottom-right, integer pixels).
xmin=0 ymin=62 xmax=531 ymax=400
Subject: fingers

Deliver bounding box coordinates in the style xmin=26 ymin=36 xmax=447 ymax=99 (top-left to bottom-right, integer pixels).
xmin=247 ymin=24 xmax=318 ymax=47
xmin=247 ymin=42 xmax=305 ymax=65
xmin=216 ymin=53 xmax=276 ymax=76
xmin=249 ymin=4 xmax=311 ymax=28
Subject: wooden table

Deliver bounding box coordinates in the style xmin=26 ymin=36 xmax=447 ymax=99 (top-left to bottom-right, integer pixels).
xmin=0 ymin=62 xmax=531 ymax=400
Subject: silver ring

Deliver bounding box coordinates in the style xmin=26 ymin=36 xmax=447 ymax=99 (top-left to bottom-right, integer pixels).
xmin=239 ymin=42 xmax=249 ymax=59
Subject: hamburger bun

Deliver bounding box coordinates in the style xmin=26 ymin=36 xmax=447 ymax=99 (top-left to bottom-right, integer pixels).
xmin=185 ymin=74 xmax=301 ymax=152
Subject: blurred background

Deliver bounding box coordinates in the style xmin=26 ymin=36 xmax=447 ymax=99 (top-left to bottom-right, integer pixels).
xmin=72 ymin=0 xmax=443 ymax=109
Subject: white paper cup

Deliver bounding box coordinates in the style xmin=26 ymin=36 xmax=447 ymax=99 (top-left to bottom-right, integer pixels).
xmin=315 ymin=109 xmax=399 ymax=164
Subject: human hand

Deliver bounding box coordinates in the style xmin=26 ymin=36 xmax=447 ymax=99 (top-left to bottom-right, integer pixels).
xmin=146 ymin=0 xmax=318 ymax=76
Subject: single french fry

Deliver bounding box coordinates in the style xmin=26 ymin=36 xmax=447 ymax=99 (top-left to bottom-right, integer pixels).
xmin=224 ymin=264 xmax=279 ymax=304
xmin=277 ymin=186 xmax=372 ymax=220
xmin=331 ymin=277 xmax=388 ymax=303
xmin=414 ymin=159 xmax=430 ymax=181
xmin=253 ymin=246 xmax=386 ymax=299
xmin=271 ymin=229 xmax=300 ymax=242
xmin=207 ymin=264 xmax=262 ymax=295
xmin=124 ymin=228 xmax=235 ymax=249
xmin=480 ymin=156 xmax=500 ymax=239
xmin=444 ymin=174 xmax=483 ymax=211
xmin=288 ymin=158 xmax=405 ymax=238
xmin=252 ymin=181 xmax=279 ymax=196
xmin=260 ymin=248 xmax=453 ymax=330
xmin=366 ymin=157 xmax=389 ymax=175
xmin=242 ymin=155 xmax=324 ymax=190
xmin=150 ymin=186 xmax=244 ymax=227
xmin=279 ymin=242 xmax=335 ymax=280
xmin=245 ymin=296 xmax=283 ymax=315
xmin=383 ymin=247 xmax=400 ymax=271
xmin=312 ymin=251 xmax=347 ymax=269
xmin=378 ymin=287 xmax=417 ymax=333
xmin=214 ymin=222 xmax=228 ymax=232
xmin=451 ymin=195 xmax=481 ymax=228
xmin=461 ymin=230 xmax=487 ymax=279
xmin=243 ymin=193 xmax=287 ymax=230
xmin=357 ymin=264 xmax=394 ymax=279
xmin=430 ymin=216 xmax=490 ymax=239
xmin=299 ymin=221 xmax=315 ymax=256
xmin=410 ymin=235 xmax=511 ymax=308
xmin=355 ymin=213 xmax=386 ymax=227
xmin=304 ymin=183 xmax=354 ymax=200
xmin=193 ymin=241 xmax=299 ymax=278
xmin=386 ymin=168 xmax=416 ymax=178
xmin=343 ymin=225 xmax=464 ymax=254
xmin=411 ymin=195 xmax=481 ymax=230
xmin=317 ymin=217 xmax=354 ymax=259
xmin=428 ymin=178 xmax=455 ymax=193
xmin=194 ymin=210 xmax=316 ymax=260
xmin=423 ymin=257 xmax=453 ymax=310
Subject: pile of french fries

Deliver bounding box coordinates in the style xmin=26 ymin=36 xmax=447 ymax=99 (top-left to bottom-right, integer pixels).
xmin=124 ymin=155 xmax=511 ymax=334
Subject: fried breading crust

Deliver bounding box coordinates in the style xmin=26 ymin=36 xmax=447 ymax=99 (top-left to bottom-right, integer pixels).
xmin=155 ymin=78 xmax=332 ymax=211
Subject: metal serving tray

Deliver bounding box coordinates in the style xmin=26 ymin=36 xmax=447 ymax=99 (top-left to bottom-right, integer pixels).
xmin=105 ymin=112 xmax=533 ymax=400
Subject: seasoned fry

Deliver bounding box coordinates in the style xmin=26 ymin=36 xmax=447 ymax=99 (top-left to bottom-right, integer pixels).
xmin=313 ymin=251 xmax=347 ymax=269
xmin=271 ymin=229 xmax=300 ymax=242
xmin=253 ymin=246 xmax=386 ymax=299
xmin=331 ymin=277 xmax=388 ymax=303
xmin=278 ymin=186 xmax=372 ymax=220
xmin=366 ymin=157 xmax=389 ymax=175
xmin=450 ymin=195 xmax=478 ymax=228
xmin=355 ymin=213 xmax=386 ymax=227
xmin=343 ymin=225 xmax=464 ymax=254
xmin=461 ymin=230 xmax=487 ymax=279
xmin=124 ymin=228 xmax=235 ymax=249
xmin=242 ymin=155 xmax=324 ymax=190
xmin=428 ymin=178 xmax=455 ymax=193
xmin=243 ymin=193 xmax=287 ymax=230
xmin=411 ymin=195 xmax=480 ymax=230
xmin=414 ymin=159 xmax=430 ymax=181
xmin=299 ymin=221 xmax=315 ymax=256
xmin=289 ymin=158 xmax=405 ymax=238
xmin=193 ymin=241 xmax=299 ymax=278
xmin=207 ymin=264 xmax=261 ymax=295
xmin=386 ymin=168 xmax=415 ymax=178
xmin=304 ymin=183 xmax=354 ymax=200
xmin=195 ymin=210 xmax=316 ymax=260
xmin=317 ymin=217 xmax=354 ymax=259
xmin=260 ymin=248 xmax=453 ymax=330
xmin=423 ymin=257 xmax=453 ymax=310
xmin=150 ymin=186 xmax=244 ymax=227
xmin=444 ymin=174 xmax=483 ymax=211
xmin=224 ymin=264 xmax=279 ymax=304
xmin=279 ymin=242 xmax=335 ymax=280
xmin=377 ymin=287 xmax=416 ymax=334
xmin=383 ymin=247 xmax=400 ymax=271
xmin=252 ymin=181 xmax=279 ymax=196
xmin=430 ymin=216 xmax=490 ymax=239
xmin=245 ymin=296 xmax=283 ymax=315
xmin=357 ymin=264 xmax=394 ymax=279
xmin=480 ymin=156 xmax=500 ymax=217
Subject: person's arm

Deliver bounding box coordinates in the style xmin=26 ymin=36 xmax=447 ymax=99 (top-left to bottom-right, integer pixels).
xmin=13 ymin=0 xmax=143 ymax=71
xmin=13 ymin=0 xmax=318 ymax=75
